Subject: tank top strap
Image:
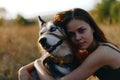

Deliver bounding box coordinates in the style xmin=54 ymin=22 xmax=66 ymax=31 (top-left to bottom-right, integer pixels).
xmin=99 ymin=43 xmax=120 ymax=53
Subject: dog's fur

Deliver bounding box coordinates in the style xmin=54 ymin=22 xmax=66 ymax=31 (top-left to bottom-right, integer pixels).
xmin=32 ymin=16 xmax=78 ymax=79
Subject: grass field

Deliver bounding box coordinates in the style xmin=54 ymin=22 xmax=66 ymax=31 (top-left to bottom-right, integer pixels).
xmin=0 ymin=25 xmax=40 ymax=80
xmin=0 ymin=24 xmax=120 ymax=80
xmin=100 ymin=24 xmax=120 ymax=47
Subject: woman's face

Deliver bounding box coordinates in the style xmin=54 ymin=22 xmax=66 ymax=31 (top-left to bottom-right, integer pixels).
xmin=66 ymin=19 xmax=95 ymax=50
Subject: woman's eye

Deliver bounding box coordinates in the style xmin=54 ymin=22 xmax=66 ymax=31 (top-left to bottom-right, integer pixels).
xmin=49 ymin=27 xmax=57 ymax=32
xmin=78 ymin=28 xmax=86 ymax=33
xmin=68 ymin=32 xmax=75 ymax=38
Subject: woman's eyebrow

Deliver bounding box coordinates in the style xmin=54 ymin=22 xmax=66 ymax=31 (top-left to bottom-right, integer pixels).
xmin=78 ymin=26 xmax=85 ymax=30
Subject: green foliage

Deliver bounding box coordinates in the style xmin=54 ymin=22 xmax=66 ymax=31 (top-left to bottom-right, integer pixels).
xmin=15 ymin=14 xmax=37 ymax=26
xmin=0 ymin=8 xmax=6 ymax=26
xmin=110 ymin=1 xmax=120 ymax=23
xmin=91 ymin=0 xmax=120 ymax=24
xmin=0 ymin=18 xmax=4 ymax=26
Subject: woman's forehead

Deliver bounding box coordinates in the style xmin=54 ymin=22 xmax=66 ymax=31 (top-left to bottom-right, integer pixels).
xmin=67 ymin=19 xmax=89 ymax=28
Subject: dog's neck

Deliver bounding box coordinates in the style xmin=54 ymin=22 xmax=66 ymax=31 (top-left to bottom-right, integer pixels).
xmin=44 ymin=54 xmax=74 ymax=65
xmin=52 ymin=41 xmax=73 ymax=57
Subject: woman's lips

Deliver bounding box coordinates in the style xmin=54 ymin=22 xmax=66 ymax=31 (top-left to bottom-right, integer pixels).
xmin=76 ymin=42 xmax=86 ymax=48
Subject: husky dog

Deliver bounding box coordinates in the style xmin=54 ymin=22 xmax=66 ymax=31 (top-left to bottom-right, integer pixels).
xmin=32 ymin=16 xmax=78 ymax=79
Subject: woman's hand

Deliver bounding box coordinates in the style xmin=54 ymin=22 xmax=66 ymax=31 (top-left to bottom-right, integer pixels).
xmin=18 ymin=67 xmax=33 ymax=80
xmin=18 ymin=62 xmax=35 ymax=80
xmin=34 ymin=59 xmax=55 ymax=80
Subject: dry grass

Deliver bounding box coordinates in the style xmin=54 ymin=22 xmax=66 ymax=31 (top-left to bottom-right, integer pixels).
xmin=0 ymin=25 xmax=40 ymax=80
xmin=0 ymin=24 xmax=120 ymax=80
xmin=99 ymin=24 xmax=120 ymax=47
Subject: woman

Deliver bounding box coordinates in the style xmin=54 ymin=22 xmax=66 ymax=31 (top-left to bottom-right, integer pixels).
xmin=18 ymin=8 xmax=120 ymax=80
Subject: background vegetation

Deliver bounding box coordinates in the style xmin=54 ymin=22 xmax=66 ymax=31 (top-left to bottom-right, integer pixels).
xmin=90 ymin=0 xmax=120 ymax=24
xmin=0 ymin=0 xmax=120 ymax=80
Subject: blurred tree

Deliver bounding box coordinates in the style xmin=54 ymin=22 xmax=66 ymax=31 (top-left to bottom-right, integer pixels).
xmin=0 ymin=8 xmax=6 ymax=18
xmin=15 ymin=14 xmax=37 ymax=26
xmin=0 ymin=8 xmax=6 ymax=26
xmin=110 ymin=1 xmax=120 ymax=24
xmin=91 ymin=0 xmax=120 ymax=24
xmin=0 ymin=18 xmax=4 ymax=26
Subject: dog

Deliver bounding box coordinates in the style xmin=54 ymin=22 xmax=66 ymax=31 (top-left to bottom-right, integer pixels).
xmin=30 ymin=16 xmax=78 ymax=80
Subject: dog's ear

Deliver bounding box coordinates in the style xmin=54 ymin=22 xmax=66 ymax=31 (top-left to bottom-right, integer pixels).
xmin=38 ymin=16 xmax=46 ymax=28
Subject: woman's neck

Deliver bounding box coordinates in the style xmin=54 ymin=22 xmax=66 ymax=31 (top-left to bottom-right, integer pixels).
xmin=87 ymin=41 xmax=99 ymax=53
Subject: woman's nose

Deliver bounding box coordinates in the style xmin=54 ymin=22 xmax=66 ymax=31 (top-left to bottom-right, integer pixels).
xmin=75 ymin=33 xmax=82 ymax=40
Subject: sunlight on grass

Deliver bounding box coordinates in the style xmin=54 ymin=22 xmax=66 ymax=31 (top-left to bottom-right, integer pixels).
xmin=0 ymin=25 xmax=41 ymax=80
xmin=100 ymin=24 xmax=120 ymax=48
xmin=0 ymin=24 xmax=120 ymax=80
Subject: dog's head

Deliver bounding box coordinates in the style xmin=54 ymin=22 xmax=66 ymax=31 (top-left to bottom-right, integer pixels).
xmin=38 ymin=16 xmax=73 ymax=57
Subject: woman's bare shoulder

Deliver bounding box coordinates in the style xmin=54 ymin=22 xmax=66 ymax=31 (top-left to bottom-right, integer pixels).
xmin=82 ymin=43 xmax=116 ymax=68
xmin=99 ymin=43 xmax=120 ymax=53
xmin=89 ymin=42 xmax=120 ymax=68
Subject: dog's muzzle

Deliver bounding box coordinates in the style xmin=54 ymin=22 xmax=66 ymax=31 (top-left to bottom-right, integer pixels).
xmin=39 ymin=37 xmax=63 ymax=53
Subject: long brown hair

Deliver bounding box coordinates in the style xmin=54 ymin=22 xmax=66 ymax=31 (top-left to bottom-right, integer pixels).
xmin=53 ymin=8 xmax=108 ymax=43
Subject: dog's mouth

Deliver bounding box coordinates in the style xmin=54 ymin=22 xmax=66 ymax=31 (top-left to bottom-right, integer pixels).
xmin=43 ymin=45 xmax=53 ymax=52
xmin=41 ymin=40 xmax=63 ymax=53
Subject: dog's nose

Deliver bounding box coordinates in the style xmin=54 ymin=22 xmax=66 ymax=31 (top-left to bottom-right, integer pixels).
xmin=39 ymin=37 xmax=47 ymax=44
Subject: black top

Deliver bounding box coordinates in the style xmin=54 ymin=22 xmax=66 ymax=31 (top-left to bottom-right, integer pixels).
xmin=94 ymin=43 xmax=120 ymax=80
xmin=95 ymin=67 xmax=120 ymax=80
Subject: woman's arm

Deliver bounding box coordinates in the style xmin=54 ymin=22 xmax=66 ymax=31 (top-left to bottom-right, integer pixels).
xmin=59 ymin=46 xmax=108 ymax=80
xmin=34 ymin=59 xmax=55 ymax=80
xmin=18 ymin=62 xmax=34 ymax=80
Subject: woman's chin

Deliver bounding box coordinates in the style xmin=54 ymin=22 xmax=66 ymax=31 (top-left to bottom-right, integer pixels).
xmin=78 ymin=46 xmax=87 ymax=50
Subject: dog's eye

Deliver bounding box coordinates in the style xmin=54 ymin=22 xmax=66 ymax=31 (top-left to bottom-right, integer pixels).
xmin=49 ymin=27 xmax=57 ymax=32
xmin=40 ymin=31 xmax=44 ymax=35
